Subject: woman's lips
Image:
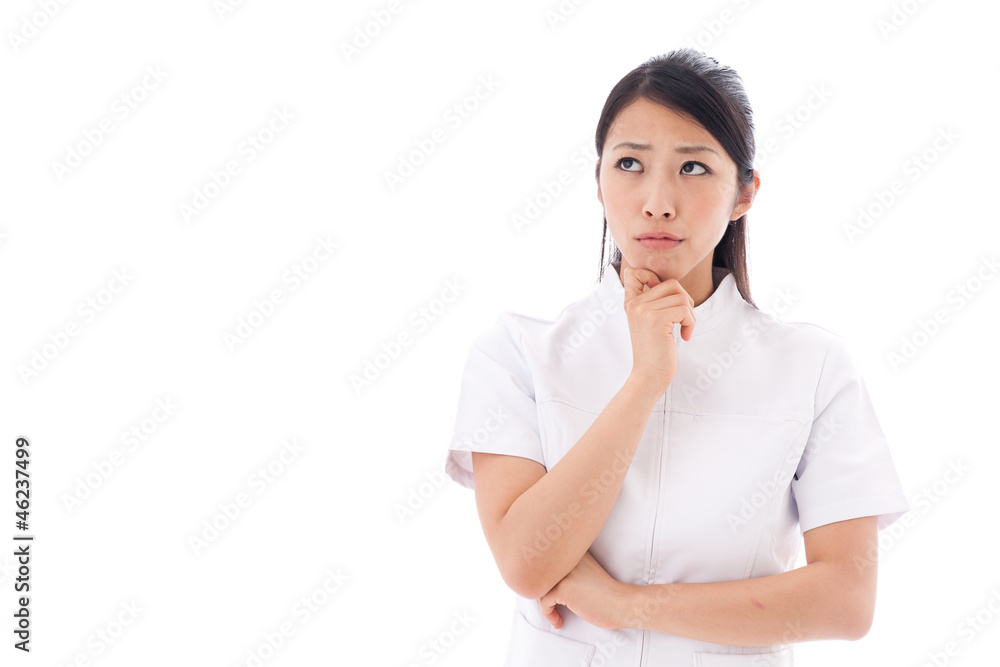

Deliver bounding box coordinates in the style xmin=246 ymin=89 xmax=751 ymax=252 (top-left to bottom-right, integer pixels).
xmin=637 ymin=237 xmax=682 ymax=250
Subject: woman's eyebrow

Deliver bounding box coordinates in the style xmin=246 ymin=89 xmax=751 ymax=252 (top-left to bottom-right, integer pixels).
xmin=611 ymin=141 xmax=719 ymax=156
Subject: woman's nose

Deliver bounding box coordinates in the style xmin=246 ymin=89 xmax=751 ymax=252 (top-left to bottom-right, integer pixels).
xmin=643 ymin=180 xmax=676 ymax=219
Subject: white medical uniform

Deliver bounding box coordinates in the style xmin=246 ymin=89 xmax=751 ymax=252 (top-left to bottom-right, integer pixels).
xmin=444 ymin=264 xmax=910 ymax=666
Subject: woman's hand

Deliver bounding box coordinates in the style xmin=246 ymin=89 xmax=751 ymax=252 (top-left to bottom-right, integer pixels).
xmin=620 ymin=257 xmax=695 ymax=395
xmin=536 ymin=550 xmax=628 ymax=630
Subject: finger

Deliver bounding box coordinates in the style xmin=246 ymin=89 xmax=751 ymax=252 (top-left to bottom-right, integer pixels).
xmin=537 ymin=598 xmax=562 ymax=628
xmin=647 ymin=304 xmax=696 ymax=340
xmin=622 ymin=271 xmax=698 ymax=338
xmin=626 ymin=276 xmax=695 ymax=313
xmin=622 ymin=266 xmax=662 ymax=303
xmin=629 ymin=283 xmax=696 ymax=322
xmin=634 ymin=300 xmax=697 ymax=341
xmin=678 ymin=309 xmax=697 ymax=341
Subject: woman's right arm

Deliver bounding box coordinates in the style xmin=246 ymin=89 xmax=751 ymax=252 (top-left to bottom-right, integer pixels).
xmin=473 ymin=264 xmax=694 ymax=601
xmin=471 ymin=371 xmax=662 ymax=601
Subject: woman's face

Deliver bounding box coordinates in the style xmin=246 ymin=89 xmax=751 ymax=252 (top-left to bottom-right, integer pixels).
xmin=596 ymin=97 xmax=758 ymax=289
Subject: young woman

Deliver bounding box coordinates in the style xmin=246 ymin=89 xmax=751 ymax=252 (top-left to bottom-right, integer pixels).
xmin=444 ymin=48 xmax=909 ymax=666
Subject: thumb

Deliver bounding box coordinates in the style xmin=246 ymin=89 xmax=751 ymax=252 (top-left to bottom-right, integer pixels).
xmin=537 ymin=597 xmax=564 ymax=628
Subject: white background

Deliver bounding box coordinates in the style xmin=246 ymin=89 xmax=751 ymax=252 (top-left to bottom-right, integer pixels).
xmin=1 ymin=0 xmax=998 ymax=665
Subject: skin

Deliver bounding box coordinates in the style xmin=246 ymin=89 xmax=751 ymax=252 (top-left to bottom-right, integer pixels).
xmin=596 ymin=96 xmax=761 ymax=308
xmin=536 ymin=518 xmax=880 ymax=645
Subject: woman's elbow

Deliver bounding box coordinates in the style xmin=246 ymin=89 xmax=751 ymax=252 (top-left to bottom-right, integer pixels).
xmin=498 ymin=567 xmax=538 ymax=601
xmin=838 ymin=594 xmax=875 ymax=641
xmin=843 ymin=609 xmax=874 ymax=641
xmin=499 ymin=552 xmax=557 ymax=601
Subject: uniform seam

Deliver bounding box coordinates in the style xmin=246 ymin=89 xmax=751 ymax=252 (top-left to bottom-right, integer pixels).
xmin=811 ymin=334 xmax=839 ymax=418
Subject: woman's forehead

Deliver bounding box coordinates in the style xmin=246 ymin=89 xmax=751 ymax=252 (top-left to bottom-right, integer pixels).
xmin=608 ymin=99 xmax=718 ymax=149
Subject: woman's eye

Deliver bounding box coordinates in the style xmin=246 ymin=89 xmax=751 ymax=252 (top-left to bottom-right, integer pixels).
xmin=615 ymin=156 xmax=641 ymax=172
xmin=615 ymin=157 xmax=711 ymax=175
xmin=681 ymin=161 xmax=709 ymax=175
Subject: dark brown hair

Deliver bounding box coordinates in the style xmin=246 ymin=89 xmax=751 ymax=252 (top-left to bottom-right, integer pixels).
xmin=595 ymin=48 xmax=757 ymax=308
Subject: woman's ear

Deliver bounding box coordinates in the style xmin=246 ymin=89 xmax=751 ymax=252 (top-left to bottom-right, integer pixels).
xmin=730 ymin=170 xmax=761 ymax=220
xmin=595 ymin=159 xmax=603 ymax=206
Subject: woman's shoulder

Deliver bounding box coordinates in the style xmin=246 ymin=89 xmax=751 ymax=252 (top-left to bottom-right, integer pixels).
xmin=741 ymin=310 xmax=858 ymax=370
xmin=474 ymin=281 xmax=611 ymax=350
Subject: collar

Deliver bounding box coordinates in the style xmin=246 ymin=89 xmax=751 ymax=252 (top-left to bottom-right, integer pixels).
xmin=597 ymin=263 xmax=745 ymax=337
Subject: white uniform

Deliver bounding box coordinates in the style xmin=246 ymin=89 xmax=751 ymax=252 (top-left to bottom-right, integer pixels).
xmin=444 ymin=264 xmax=910 ymax=666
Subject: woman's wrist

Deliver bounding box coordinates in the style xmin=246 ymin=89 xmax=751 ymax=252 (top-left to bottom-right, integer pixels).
xmin=614 ymin=582 xmax=674 ymax=632
xmin=624 ymin=371 xmax=667 ymax=405
xmin=613 ymin=582 xmax=641 ymax=630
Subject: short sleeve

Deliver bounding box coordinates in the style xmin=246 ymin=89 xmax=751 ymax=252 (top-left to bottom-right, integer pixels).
xmin=791 ymin=335 xmax=911 ymax=533
xmin=444 ymin=315 xmax=546 ymax=490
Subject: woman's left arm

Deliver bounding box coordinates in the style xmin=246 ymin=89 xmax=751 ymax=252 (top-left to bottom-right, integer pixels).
xmin=539 ymin=516 xmax=879 ymax=647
